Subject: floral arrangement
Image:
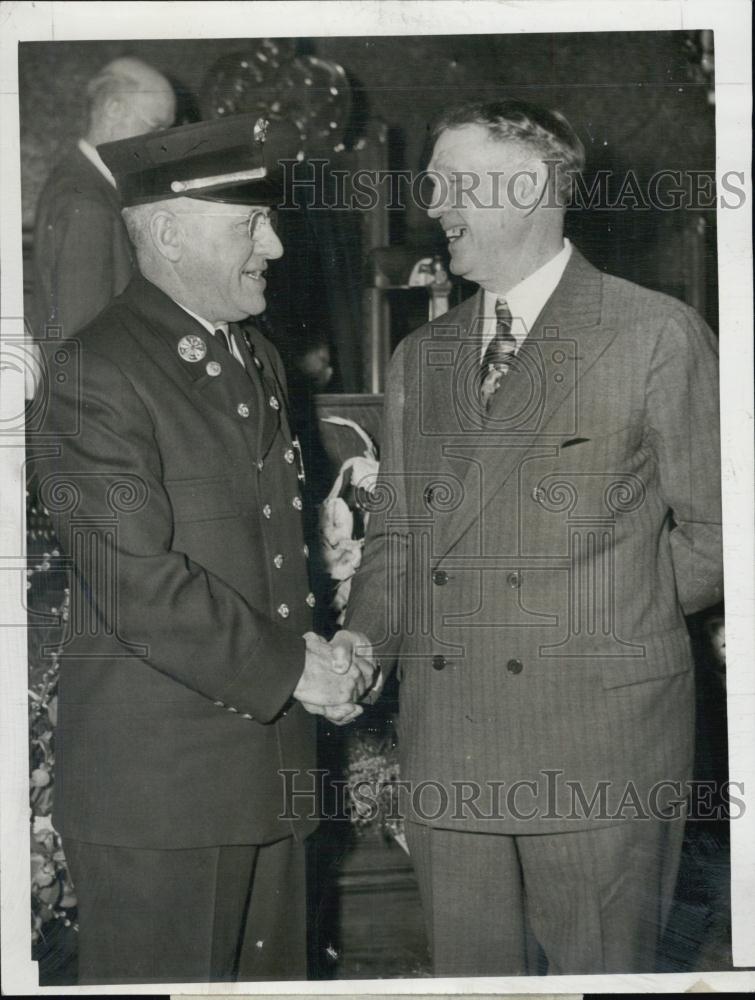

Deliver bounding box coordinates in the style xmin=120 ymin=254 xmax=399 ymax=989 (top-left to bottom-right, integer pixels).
xmin=342 ymin=720 xmax=407 ymax=852
xmin=317 ymin=417 xmax=407 ymax=851
xmin=27 ymin=495 xmax=77 ymax=949
xmin=318 ymin=417 xmax=380 ymax=621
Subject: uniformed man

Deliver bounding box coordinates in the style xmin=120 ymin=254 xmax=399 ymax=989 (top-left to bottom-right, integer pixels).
xmin=38 ymin=113 xmax=372 ymax=985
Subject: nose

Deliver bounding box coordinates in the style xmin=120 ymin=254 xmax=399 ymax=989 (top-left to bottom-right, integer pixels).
xmin=260 ymin=226 xmax=284 ymax=261
xmin=426 ymin=174 xmax=449 ymax=220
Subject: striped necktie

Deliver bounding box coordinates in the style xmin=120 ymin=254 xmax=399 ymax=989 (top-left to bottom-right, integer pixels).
xmin=479 ymin=298 xmax=517 ymax=409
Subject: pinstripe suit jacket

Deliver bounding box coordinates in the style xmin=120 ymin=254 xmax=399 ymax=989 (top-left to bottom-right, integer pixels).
xmin=346 ymin=247 xmax=722 ymax=834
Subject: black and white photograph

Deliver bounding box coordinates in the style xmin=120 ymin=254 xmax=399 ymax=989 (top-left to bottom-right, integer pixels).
xmin=1 ymin=1 xmax=753 ymax=994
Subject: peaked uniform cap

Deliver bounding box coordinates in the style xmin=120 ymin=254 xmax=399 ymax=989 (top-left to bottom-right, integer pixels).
xmin=97 ymin=113 xmax=302 ymax=207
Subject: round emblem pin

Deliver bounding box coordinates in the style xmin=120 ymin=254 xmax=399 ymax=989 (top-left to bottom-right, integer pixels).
xmin=177 ymin=334 xmax=207 ymax=362
xmin=206 ymin=361 xmax=222 ymax=377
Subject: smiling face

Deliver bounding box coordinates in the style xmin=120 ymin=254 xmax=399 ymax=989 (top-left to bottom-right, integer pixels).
xmin=427 ymin=123 xmax=545 ymax=292
xmin=174 ymin=203 xmax=283 ymax=322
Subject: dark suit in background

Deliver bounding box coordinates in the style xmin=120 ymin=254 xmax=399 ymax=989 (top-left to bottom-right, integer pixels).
xmin=32 ymin=145 xmax=134 ymax=337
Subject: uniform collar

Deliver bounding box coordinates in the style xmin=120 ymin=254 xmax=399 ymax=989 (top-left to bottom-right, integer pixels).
xmin=175 ymin=302 xmax=228 ymax=339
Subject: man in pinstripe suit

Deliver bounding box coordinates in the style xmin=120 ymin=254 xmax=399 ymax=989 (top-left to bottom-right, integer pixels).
xmin=341 ymin=100 xmax=723 ymax=974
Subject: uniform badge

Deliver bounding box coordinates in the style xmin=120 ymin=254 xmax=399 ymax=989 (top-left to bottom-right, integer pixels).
xmin=177 ymin=335 xmax=207 ymax=362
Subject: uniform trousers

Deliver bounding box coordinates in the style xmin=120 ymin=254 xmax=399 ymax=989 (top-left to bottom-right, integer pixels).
xmin=63 ymin=835 xmax=306 ymax=984
xmin=405 ymin=816 xmax=686 ymax=976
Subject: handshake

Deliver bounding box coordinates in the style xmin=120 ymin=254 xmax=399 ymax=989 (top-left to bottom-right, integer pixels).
xmin=293 ymin=630 xmax=382 ymax=725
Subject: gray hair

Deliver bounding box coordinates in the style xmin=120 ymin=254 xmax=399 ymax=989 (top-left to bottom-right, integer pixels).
xmin=432 ymin=99 xmax=585 ymax=202
xmin=122 ymin=202 xmax=160 ymax=267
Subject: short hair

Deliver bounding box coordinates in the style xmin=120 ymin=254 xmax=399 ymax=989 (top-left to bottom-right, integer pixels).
xmin=121 ymin=202 xmax=157 ymax=265
xmin=432 ymin=99 xmax=585 ymax=202
xmin=85 ymin=65 xmax=140 ymax=120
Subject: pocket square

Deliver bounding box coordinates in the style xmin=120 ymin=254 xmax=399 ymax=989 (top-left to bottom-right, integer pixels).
xmin=560 ymin=437 xmax=590 ymax=449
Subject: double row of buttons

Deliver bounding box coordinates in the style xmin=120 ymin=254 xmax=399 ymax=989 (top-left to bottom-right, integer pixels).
xmin=262 ymin=496 xmax=303 ymax=519
xmin=277 ymin=593 xmax=316 ymax=618
xmin=431 ymin=655 xmax=524 ymax=674
xmin=432 ymin=569 xmax=523 ymax=589
xmin=237 ymin=395 xmax=281 ymax=419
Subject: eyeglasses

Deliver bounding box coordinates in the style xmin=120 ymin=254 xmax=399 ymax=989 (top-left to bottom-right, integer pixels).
xmin=172 ymin=208 xmax=277 ymax=243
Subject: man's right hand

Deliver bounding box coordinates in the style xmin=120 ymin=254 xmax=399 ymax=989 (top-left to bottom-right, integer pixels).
xmin=293 ymin=632 xmax=367 ymax=722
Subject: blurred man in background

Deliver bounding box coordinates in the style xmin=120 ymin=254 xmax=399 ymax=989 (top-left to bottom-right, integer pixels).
xmin=32 ymin=56 xmax=175 ymax=338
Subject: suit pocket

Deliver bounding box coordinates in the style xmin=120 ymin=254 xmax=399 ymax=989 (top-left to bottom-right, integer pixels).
xmin=600 ymin=626 xmax=692 ymax=689
xmin=164 ymin=476 xmax=237 ymax=522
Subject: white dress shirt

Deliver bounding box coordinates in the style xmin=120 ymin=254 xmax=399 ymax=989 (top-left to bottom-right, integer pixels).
xmin=77 ymin=138 xmax=117 ymax=189
xmin=480 ymin=238 xmax=573 ymax=359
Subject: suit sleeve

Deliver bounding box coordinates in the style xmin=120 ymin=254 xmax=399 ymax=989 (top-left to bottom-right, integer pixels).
xmin=344 ymin=337 xmax=410 ymax=667
xmin=44 ymin=344 xmax=304 ymax=722
xmin=47 ymin=194 xmax=129 ymax=335
xmin=645 ymin=305 xmax=723 ymax=615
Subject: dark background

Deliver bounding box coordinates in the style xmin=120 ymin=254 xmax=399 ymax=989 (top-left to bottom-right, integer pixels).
xmin=20 ymin=31 xmax=728 ymax=982
xmin=19 ymin=31 xmax=718 ymax=392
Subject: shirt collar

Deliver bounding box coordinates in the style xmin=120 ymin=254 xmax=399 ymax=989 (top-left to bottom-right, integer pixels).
xmin=483 ymin=238 xmax=572 ymax=347
xmin=174 ymin=302 xmax=228 ymax=339
xmin=77 ymin=138 xmax=117 ymax=189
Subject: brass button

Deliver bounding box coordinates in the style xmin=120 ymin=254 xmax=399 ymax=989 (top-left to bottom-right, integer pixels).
xmin=241 ymin=713 xmax=253 ymax=720
xmin=292 ymin=496 xmax=303 ymax=511
xmin=269 ymin=395 xmax=280 ymax=410
xmin=257 ymin=459 xmax=264 ymax=471
xmin=227 ymin=705 xmax=238 ymax=713
xmin=284 ymin=448 xmax=295 ymax=464
xmin=206 ymin=361 xmax=222 ymax=377
xmin=273 ymin=554 xmax=284 ymax=569
xmin=302 ymin=544 xmax=309 ymax=558
xmin=213 ymin=700 xmax=225 ymax=708
xmin=432 ymin=570 xmax=448 ymax=586
xmin=237 ymin=402 xmax=250 ymax=418
xmin=507 ymin=571 xmax=522 ymax=589
xmin=507 ymin=658 xmax=524 ymax=675
xmin=305 ymin=592 xmax=316 ymax=608
xmin=531 ymin=486 xmax=546 ymax=503
xmin=253 ymin=356 xmax=263 ymax=369
xmin=262 ymin=504 xmax=272 ymax=519
xmin=432 ymin=655 xmax=447 ymax=671
xmin=277 ymin=603 xmax=290 ymax=619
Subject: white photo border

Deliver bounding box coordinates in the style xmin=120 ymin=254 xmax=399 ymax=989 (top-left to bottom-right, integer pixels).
xmin=1 ymin=0 xmax=752 ymax=994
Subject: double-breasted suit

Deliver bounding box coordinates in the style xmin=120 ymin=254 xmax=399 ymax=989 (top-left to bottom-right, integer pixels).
xmin=345 ymin=246 xmax=722 ymax=972
xmin=39 ymin=274 xmax=317 ymax=981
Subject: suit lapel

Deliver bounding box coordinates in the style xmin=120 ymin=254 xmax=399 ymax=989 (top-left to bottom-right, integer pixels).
xmin=438 ymin=249 xmax=617 ymax=556
xmin=70 ymin=147 xmax=124 ymax=218
xmin=118 ymin=277 xmax=264 ymax=426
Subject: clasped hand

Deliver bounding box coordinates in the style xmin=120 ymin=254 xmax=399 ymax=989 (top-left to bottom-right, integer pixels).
xmin=293 ymin=630 xmax=380 ymax=725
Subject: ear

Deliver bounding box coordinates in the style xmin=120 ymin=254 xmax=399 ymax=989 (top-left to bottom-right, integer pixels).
xmin=510 ymin=159 xmax=550 ymax=213
xmin=150 ymin=210 xmax=183 ymax=262
xmin=102 ymin=94 xmax=125 ymax=124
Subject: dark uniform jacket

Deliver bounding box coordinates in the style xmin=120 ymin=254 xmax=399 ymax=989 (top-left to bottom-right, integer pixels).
xmin=346 ymin=247 xmax=722 ymax=833
xmin=40 ymin=275 xmax=317 ymax=849
xmin=32 ymin=146 xmax=134 ymax=337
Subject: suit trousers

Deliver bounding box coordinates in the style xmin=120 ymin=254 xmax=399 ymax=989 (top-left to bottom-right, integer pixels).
xmin=63 ymin=835 xmax=306 ymax=984
xmin=405 ymin=816 xmax=686 ymax=976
